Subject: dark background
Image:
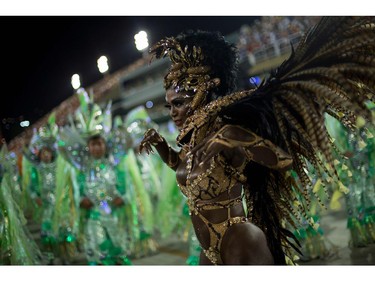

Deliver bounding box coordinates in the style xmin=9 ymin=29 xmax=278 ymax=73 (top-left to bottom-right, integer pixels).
xmin=0 ymin=16 xmax=259 ymax=142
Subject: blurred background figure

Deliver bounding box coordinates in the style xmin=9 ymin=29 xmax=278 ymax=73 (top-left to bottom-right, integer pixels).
xmin=58 ymin=89 xmax=132 ymax=265
xmin=22 ymin=114 xmax=79 ymax=264
xmin=0 ymin=141 xmax=42 ymax=265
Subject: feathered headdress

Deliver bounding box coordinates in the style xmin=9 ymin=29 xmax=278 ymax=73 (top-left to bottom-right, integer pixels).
xmin=28 ymin=112 xmax=58 ymax=156
xmin=150 ymin=37 xmax=221 ymax=112
xmin=70 ymin=88 xmax=112 ymax=140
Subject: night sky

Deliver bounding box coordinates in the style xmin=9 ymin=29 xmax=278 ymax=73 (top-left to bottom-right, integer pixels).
xmin=0 ymin=16 xmax=260 ymax=141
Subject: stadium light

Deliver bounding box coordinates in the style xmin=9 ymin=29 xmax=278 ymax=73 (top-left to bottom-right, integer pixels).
xmin=134 ymin=31 xmax=149 ymax=51
xmin=97 ymin=55 xmax=109 ymax=74
xmin=20 ymin=120 xmax=30 ymax=127
xmin=71 ymin=74 xmax=81 ymax=90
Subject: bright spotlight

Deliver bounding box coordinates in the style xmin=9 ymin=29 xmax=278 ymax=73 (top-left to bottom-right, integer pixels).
xmin=71 ymin=74 xmax=81 ymax=90
xmin=20 ymin=120 xmax=30 ymax=127
xmin=134 ymin=31 xmax=149 ymax=51
xmin=97 ymin=56 xmax=109 ymax=74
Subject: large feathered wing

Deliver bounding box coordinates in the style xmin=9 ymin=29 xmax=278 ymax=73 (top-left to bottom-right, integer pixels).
xmin=219 ymin=16 xmax=375 ymax=263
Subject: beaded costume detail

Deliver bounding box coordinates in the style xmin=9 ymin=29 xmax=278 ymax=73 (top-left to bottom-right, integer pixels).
xmin=176 ymin=115 xmax=293 ymax=264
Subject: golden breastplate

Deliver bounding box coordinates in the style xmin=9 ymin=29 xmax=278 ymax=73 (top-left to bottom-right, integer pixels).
xmin=177 ymin=152 xmax=247 ymax=214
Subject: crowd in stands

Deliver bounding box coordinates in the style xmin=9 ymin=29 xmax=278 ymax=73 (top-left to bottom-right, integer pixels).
xmin=237 ymin=16 xmax=322 ymax=65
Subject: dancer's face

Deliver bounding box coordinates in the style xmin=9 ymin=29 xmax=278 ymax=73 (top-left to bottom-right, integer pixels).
xmin=88 ymin=137 xmax=106 ymax=159
xmin=165 ymin=88 xmax=193 ymax=129
xmin=39 ymin=147 xmax=53 ymax=163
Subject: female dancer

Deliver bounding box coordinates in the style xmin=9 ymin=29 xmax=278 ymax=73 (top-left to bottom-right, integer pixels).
xmin=140 ymin=17 xmax=375 ymax=264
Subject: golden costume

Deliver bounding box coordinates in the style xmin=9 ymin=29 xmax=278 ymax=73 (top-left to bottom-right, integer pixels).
xmin=177 ymin=123 xmax=293 ymax=264
xmin=147 ymin=17 xmax=375 ymax=264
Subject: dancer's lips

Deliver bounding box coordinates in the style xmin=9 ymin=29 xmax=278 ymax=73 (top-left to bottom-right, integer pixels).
xmin=174 ymin=119 xmax=183 ymax=127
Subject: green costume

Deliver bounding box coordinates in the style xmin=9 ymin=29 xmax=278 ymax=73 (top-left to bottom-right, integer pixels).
xmin=58 ymin=89 xmax=132 ymax=265
xmin=0 ymin=143 xmax=42 ymax=265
